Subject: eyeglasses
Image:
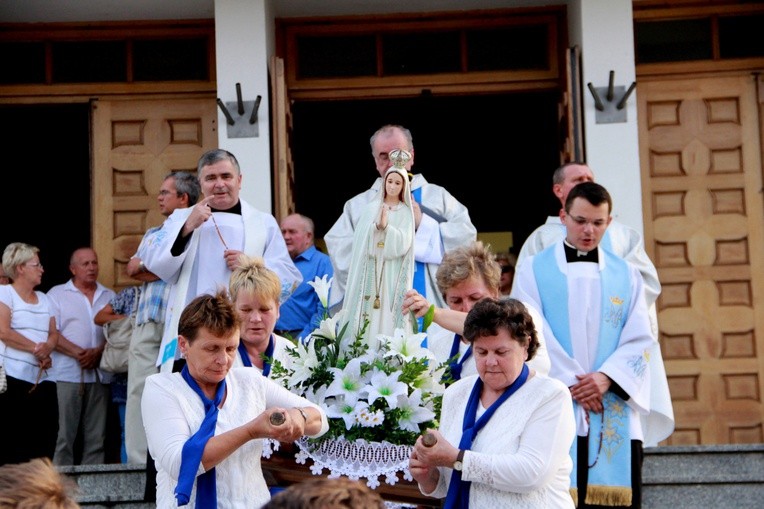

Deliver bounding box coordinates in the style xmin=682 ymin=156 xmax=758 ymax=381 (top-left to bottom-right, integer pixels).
xmin=500 ymin=266 xmax=514 ymax=274
xmin=26 ymin=262 xmax=43 ymax=269
xmin=158 ymin=190 xmax=179 ymax=197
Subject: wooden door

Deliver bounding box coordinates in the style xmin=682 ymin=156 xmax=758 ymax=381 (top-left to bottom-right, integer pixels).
xmin=638 ymin=75 xmax=764 ymax=445
xmin=91 ymin=98 xmax=217 ymax=291
xmin=270 ymin=55 xmax=296 ymax=223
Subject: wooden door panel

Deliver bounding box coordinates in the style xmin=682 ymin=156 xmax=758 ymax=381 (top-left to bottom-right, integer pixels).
xmin=638 ymin=75 xmax=764 ymax=445
xmin=92 ymin=98 xmax=217 ymax=291
xmin=270 ymin=55 xmax=295 ymax=222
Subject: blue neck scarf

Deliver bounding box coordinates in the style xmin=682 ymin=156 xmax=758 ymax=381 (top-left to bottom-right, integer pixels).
xmin=175 ymin=365 xmax=226 ymax=508
xmin=447 ymin=334 xmax=472 ymax=383
xmin=237 ymin=335 xmax=275 ymax=377
xmin=444 ymin=363 xmax=529 ymax=509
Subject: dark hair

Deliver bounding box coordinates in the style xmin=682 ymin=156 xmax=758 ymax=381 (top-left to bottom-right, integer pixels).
xmin=167 ymin=171 xmax=201 ymax=205
xmin=463 ymin=298 xmax=539 ymax=361
xmin=564 ymin=181 xmax=612 ymax=214
xmin=261 ymin=478 xmax=385 ymax=509
xmin=178 ymin=290 xmax=239 ymax=343
xmin=197 ymin=148 xmax=240 ymax=176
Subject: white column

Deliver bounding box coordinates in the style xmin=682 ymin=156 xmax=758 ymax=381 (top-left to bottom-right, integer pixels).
xmin=214 ymin=0 xmax=274 ymax=212
xmin=568 ymin=0 xmax=644 ymax=231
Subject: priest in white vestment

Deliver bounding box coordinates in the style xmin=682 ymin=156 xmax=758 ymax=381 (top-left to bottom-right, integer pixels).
xmin=516 ymin=162 xmax=672 ymax=447
xmin=512 ymin=182 xmax=673 ymax=508
xmin=324 ymin=124 xmax=476 ymax=312
xmin=142 ymin=149 xmax=301 ymax=372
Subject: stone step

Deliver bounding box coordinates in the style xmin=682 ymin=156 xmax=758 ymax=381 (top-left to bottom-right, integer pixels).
xmin=58 ymin=444 xmax=764 ymax=508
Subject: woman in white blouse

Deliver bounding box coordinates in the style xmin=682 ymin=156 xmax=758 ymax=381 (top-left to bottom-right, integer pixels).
xmin=0 ymin=242 xmax=58 ymax=466
xmin=142 ymin=291 xmax=328 ymax=508
xmin=409 ymin=298 xmax=575 ymax=508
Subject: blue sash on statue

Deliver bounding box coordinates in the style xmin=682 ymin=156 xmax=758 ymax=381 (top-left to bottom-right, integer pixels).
xmin=175 ymin=366 xmax=226 ymax=508
xmin=533 ymin=245 xmax=634 ymax=506
xmin=411 ymin=187 xmax=428 ymax=346
xmin=444 ymin=364 xmax=529 ymax=509
xmin=237 ymin=335 xmax=275 ymax=376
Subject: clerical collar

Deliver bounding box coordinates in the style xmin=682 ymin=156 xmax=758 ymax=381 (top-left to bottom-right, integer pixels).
xmin=210 ymin=201 xmax=242 ymax=215
xmin=564 ymin=241 xmax=599 ymax=263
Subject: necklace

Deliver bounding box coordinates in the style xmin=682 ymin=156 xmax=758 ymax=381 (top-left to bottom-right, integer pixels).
xmin=373 ymin=250 xmax=385 ymax=309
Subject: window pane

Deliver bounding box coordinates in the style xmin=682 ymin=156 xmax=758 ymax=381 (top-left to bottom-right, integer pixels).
xmin=635 ymin=19 xmax=712 ymax=63
xmin=52 ymin=41 xmax=127 ymax=83
xmin=468 ymin=25 xmax=549 ymax=71
xmin=133 ymin=38 xmax=209 ymax=81
xmin=297 ymin=35 xmax=377 ymax=78
xmin=382 ymin=32 xmax=461 ymax=75
xmin=0 ymin=42 xmax=46 ymax=84
xmin=719 ymin=14 xmax=764 ymax=58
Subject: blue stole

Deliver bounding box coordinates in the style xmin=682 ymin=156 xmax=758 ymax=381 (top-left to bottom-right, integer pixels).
xmin=447 ymin=334 xmax=472 ymax=383
xmin=237 ymin=335 xmax=274 ymax=377
xmin=444 ymin=364 xmax=529 ymax=509
xmin=175 ymin=365 xmax=226 ymax=508
xmin=411 ymin=187 xmax=428 ymax=346
xmin=533 ymin=244 xmax=633 ymax=503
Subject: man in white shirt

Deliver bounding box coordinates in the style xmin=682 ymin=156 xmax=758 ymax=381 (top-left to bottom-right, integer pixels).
xmin=48 ymin=247 xmax=116 ymax=465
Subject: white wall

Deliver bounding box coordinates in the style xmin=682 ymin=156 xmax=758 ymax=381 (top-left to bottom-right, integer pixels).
xmin=214 ymin=0 xmax=273 ymax=212
xmin=569 ymin=0 xmax=644 ymax=232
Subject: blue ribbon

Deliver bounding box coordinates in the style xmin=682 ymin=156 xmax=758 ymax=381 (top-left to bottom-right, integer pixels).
xmin=411 ymin=187 xmax=428 ymax=345
xmin=443 ymin=364 xmax=529 ymax=509
xmin=446 ymin=334 xmax=472 ymax=384
xmin=175 ymin=365 xmax=226 ymax=508
xmin=236 ymin=335 xmax=275 ymax=377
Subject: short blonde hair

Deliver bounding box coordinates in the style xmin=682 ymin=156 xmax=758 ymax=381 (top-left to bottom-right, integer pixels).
xmin=228 ymin=255 xmax=282 ymax=305
xmin=435 ymin=241 xmax=501 ymax=298
xmin=2 ymin=242 xmax=40 ymax=280
xmin=0 ymin=458 xmax=80 ymax=509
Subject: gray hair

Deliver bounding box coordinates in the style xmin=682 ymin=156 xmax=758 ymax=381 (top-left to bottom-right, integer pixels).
xmin=369 ymin=125 xmax=414 ymax=154
xmin=197 ymin=149 xmax=240 ymax=176
xmin=552 ymin=161 xmax=588 ymax=185
xmin=166 ymin=171 xmax=201 ymax=205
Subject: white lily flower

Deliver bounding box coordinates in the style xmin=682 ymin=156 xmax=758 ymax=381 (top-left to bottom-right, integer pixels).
xmin=411 ymin=364 xmax=447 ymax=395
xmin=314 ymin=309 xmax=346 ymax=341
xmin=307 ymin=275 xmax=333 ymax=309
xmin=383 ymin=328 xmax=434 ymax=363
xmin=305 ymin=384 xmax=328 ymax=407
xmin=325 ymin=394 xmax=367 ymax=430
xmin=287 ymin=339 xmax=320 ymax=387
xmin=325 ymin=357 xmax=367 ymax=400
xmin=365 ymin=369 xmax=408 ymax=409
xmin=396 ymin=388 xmax=436 ymax=433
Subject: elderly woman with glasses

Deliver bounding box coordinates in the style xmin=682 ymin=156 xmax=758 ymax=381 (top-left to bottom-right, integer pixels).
xmin=0 ymin=242 xmax=59 ymax=466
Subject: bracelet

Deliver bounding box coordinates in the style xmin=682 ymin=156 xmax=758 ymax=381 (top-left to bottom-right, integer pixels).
xmin=296 ymin=407 xmax=309 ymax=423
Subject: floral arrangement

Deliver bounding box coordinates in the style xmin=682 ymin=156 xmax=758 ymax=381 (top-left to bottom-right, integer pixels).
xmin=270 ymin=275 xmax=445 ymax=447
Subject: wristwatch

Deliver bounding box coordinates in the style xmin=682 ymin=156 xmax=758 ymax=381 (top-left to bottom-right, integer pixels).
xmin=453 ymin=449 xmax=465 ymax=472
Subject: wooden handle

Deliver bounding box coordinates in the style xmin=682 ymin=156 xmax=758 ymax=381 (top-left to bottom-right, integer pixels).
xmin=270 ymin=412 xmax=286 ymax=426
xmin=422 ymin=432 xmax=437 ymax=447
